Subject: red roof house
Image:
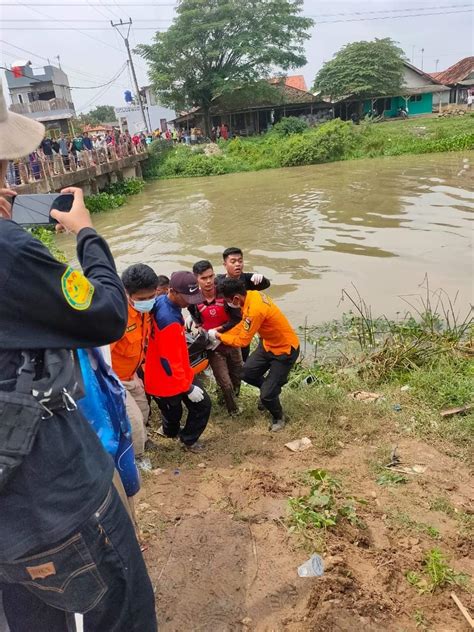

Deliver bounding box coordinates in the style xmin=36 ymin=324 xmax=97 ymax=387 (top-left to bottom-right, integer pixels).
xmin=430 ymin=56 xmax=474 ymax=105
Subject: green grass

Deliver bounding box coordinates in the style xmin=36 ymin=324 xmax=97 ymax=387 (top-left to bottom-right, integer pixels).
xmin=143 ymin=115 xmax=474 ymax=180
xmin=430 ymin=497 xmax=473 ymax=536
xmin=388 ymin=511 xmax=441 ymax=540
xmin=406 ymin=548 xmax=470 ymax=593
xmin=376 ymin=471 xmax=408 ymax=486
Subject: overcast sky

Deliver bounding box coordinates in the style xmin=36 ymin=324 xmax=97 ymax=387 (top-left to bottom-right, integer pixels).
xmin=0 ymin=0 xmax=472 ymax=113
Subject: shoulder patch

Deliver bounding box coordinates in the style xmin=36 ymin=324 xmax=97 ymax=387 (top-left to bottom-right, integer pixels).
xmin=261 ymin=293 xmax=271 ymax=305
xmin=61 ymin=267 xmax=94 ymax=311
xmin=126 ymin=323 xmax=137 ymax=333
xmin=243 ymin=317 xmax=252 ymax=331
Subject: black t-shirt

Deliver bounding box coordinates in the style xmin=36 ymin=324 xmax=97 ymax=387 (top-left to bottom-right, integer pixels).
xmin=216 ymin=271 xmax=271 ymax=292
xmin=40 ymin=138 xmax=53 ymax=155
xmin=0 ymin=222 xmax=127 ymax=561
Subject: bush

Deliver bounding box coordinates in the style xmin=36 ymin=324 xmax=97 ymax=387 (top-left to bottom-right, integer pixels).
xmin=104 ymin=177 xmax=145 ymax=196
xmin=85 ymin=192 xmax=126 ymax=213
xmin=271 ymin=116 xmax=308 ymax=137
xmin=280 ymin=119 xmax=356 ymax=167
xmin=31 ymin=226 xmax=67 ymax=262
xmin=142 ymin=139 xmax=174 ymax=179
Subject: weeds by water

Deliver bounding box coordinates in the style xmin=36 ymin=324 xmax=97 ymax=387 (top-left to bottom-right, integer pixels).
xmin=143 ymin=116 xmax=474 ymax=180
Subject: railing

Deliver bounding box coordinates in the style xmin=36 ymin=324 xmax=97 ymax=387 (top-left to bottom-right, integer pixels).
xmin=10 ymin=98 xmax=75 ymax=115
xmin=5 ymin=141 xmax=148 ymax=188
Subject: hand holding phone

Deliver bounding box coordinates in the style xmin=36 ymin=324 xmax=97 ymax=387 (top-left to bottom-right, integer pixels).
xmin=12 ymin=192 xmax=74 ymax=225
xmin=0 ymin=188 xmax=17 ymax=219
xmin=50 ymin=187 xmax=93 ymax=235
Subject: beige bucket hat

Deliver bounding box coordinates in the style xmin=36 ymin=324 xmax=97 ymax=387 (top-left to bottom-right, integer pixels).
xmin=0 ymin=82 xmax=45 ymax=160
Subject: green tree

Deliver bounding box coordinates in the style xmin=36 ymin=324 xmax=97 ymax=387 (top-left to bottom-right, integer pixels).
xmin=313 ymin=38 xmax=406 ymax=101
xmin=84 ymin=105 xmax=117 ymax=123
xmin=136 ymin=0 xmax=313 ymax=134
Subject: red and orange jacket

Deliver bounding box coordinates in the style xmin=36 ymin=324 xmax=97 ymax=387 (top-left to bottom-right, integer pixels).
xmin=111 ymin=302 xmax=151 ymax=382
xmin=144 ymin=295 xmax=194 ymax=397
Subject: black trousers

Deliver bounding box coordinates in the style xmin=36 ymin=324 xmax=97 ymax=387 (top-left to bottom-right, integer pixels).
xmin=155 ymin=384 xmax=211 ymax=446
xmin=243 ymin=342 xmax=300 ymax=420
xmin=0 ymin=486 xmax=156 ymax=632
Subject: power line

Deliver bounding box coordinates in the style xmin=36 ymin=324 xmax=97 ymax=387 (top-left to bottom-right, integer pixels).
xmin=13 ymin=3 xmax=150 ymax=73
xmin=0 ymin=39 xmax=122 ymax=83
xmin=1 ymin=27 xmax=166 ymax=30
xmin=0 ymin=1 xmax=176 ymax=4
xmin=1 ymin=18 xmax=172 ymax=21
xmin=3 ymin=8 xmax=469 ymax=30
xmin=4 ymin=3 xmax=470 ymax=18
xmin=314 ymin=9 xmax=472 ymax=24
xmin=1 ymin=63 xmax=127 ymax=90
xmin=308 ymin=3 xmax=472 ymax=17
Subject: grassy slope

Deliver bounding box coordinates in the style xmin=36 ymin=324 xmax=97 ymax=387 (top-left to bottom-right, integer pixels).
xmin=143 ymin=115 xmax=474 ymax=180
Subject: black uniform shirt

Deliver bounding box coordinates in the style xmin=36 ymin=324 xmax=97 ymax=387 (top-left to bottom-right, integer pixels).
xmin=216 ymin=271 xmax=271 ymax=292
xmin=0 ymin=220 xmax=127 ymax=561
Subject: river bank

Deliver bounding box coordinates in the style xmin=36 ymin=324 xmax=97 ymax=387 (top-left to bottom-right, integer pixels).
xmin=140 ymin=298 xmax=473 ymax=631
xmin=143 ymin=115 xmax=474 ymax=180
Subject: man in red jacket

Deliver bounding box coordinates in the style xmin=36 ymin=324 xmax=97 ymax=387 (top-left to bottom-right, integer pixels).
xmin=145 ymin=271 xmax=211 ymax=451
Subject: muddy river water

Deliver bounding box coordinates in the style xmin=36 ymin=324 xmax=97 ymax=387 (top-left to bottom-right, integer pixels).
xmin=60 ymin=151 xmax=473 ymax=326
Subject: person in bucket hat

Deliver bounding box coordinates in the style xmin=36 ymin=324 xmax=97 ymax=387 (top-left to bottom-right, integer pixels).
xmin=0 ymin=82 xmax=157 ymax=631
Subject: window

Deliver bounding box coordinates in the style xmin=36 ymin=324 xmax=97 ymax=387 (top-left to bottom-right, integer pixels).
xmin=410 ymin=95 xmax=422 ymax=102
xmin=17 ymin=94 xmax=24 ymax=104
xmin=384 ymin=98 xmax=392 ymax=110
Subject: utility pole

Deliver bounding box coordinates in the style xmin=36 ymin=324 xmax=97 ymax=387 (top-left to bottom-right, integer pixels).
xmin=111 ymin=18 xmax=149 ymax=133
xmin=435 ymin=59 xmax=440 ymax=72
xmin=421 ymin=48 xmax=425 ymax=70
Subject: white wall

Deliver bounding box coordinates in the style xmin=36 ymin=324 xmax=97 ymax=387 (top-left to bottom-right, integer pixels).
xmin=402 ymin=66 xmax=432 ymax=89
xmin=115 ymin=103 xmax=176 ymax=133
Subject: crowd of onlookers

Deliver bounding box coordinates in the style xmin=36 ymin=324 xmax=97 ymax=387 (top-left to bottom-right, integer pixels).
xmin=4 ymin=129 xmax=147 ymax=186
xmin=4 ymin=123 xmax=236 ymax=186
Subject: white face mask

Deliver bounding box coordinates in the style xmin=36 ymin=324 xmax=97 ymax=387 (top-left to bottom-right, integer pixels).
xmin=132 ymin=298 xmax=155 ymax=313
xmin=226 ymin=299 xmax=239 ymax=309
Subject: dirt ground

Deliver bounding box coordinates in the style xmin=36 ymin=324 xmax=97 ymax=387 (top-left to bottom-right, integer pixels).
xmin=137 ymin=403 xmax=473 ymax=632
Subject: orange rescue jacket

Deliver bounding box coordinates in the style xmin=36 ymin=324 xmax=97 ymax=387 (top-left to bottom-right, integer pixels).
xmin=219 ymin=291 xmax=299 ymax=355
xmin=111 ymin=302 xmax=151 ymax=381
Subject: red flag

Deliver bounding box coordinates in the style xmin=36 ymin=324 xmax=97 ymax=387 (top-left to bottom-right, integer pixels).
xmin=12 ymin=66 xmax=23 ymax=78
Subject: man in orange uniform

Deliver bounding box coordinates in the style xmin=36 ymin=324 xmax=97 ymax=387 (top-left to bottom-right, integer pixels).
xmin=210 ymin=278 xmax=300 ymax=432
xmin=111 ymin=264 xmax=159 ymax=456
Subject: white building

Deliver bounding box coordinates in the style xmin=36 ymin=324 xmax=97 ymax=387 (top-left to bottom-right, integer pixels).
xmin=115 ymin=86 xmax=175 ymax=134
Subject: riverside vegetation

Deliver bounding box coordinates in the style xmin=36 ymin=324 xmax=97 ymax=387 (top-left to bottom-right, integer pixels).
xmin=143 ymin=115 xmax=474 ymax=180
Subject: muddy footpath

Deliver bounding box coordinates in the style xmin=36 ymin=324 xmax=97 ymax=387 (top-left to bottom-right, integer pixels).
xmin=138 ymin=411 xmax=473 ymax=632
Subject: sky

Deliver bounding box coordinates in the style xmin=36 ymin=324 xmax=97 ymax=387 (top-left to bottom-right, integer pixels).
xmin=0 ymin=0 xmax=472 ymax=114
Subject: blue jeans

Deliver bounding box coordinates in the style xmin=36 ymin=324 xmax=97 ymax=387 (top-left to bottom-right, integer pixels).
xmin=0 ymin=486 xmax=157 ymax=631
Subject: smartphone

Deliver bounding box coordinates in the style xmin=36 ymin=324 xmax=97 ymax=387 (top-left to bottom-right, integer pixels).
xmin=12 ymin=193 xmax=74 ymax=226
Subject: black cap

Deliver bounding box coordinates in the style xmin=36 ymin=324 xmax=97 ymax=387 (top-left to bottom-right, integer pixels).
xmin=169 ymin=271 xmax=203 ymax=305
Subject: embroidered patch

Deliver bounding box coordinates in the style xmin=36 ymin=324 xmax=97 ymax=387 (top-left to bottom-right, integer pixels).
xmin=261 ymin=293 xmax=271 ymax=305
xmin=126 ymin=324 xmax=137 ymax=333
xmin=61 ymin=267 xmax=94 ymax=311
xmin=243 ymin=318 xmax=252 ymax=331
xmin=26 ymin=562 xmax=56 ymax=580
